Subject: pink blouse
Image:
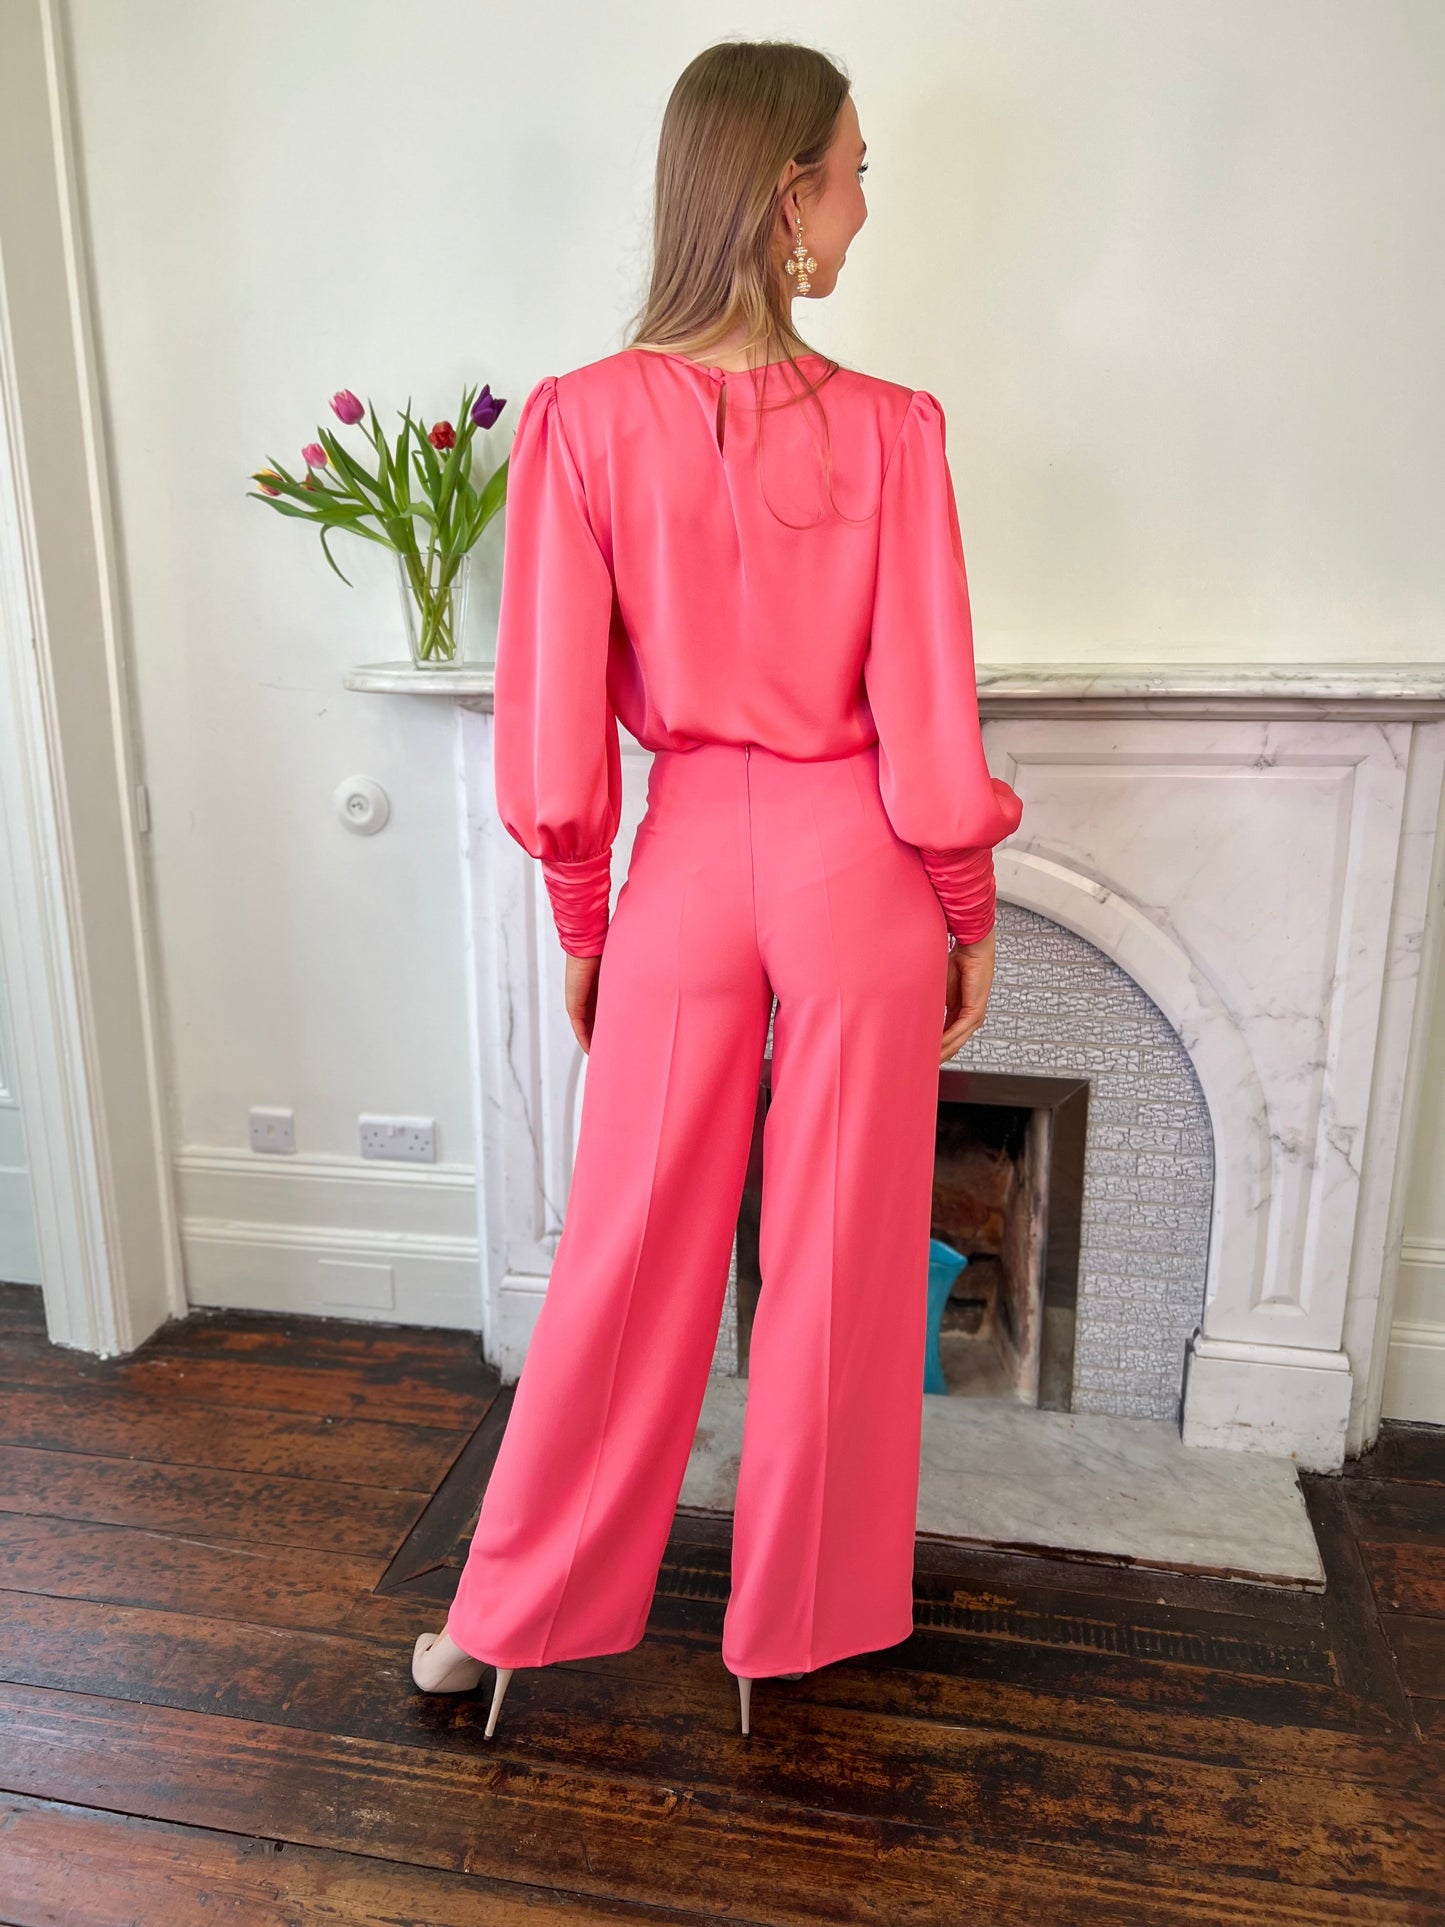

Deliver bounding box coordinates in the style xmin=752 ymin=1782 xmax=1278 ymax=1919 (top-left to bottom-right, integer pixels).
xmin=491 ymin=347 xmax=1024 ymax=957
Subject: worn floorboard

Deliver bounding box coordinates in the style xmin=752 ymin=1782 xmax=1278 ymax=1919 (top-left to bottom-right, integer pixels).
xmin=0 ymin=1281 xmax=1441 ymax=1925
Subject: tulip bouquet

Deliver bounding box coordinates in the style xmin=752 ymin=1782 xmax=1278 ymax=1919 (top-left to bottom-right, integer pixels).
xmin=248 ymin=382 xmax=509 ymax=666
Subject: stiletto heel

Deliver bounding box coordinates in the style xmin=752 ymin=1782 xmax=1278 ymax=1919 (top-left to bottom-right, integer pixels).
xmin=728 ymin=1665 xmax=807 ymax=1733
xmin=735 ymin=1672 xmax=752 ymax=1734
xmin=485 ymin=1665 xmax=514 ymax=1737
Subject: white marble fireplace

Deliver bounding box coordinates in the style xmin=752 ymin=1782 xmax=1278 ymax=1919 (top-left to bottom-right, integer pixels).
xmin=963 ymin=668 xmax=1445 ymax=1470
xmin=384 ymin=662 xmax=1445 ymax=1476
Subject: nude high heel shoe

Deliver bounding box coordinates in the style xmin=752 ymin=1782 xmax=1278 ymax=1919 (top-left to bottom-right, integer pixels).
xmin=411 ymin=1630 xmax=515 ymax=1738
xmin=729 ymin=1667 xmax=806 ymax=1734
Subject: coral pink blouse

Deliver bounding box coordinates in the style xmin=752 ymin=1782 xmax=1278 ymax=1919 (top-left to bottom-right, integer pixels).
xmin=491 ymin=347 xmax=1023 ymax=957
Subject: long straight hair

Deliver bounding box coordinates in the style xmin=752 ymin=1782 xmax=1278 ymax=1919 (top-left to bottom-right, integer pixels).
xmin=623 ymin=40 xmax=866 ymax=526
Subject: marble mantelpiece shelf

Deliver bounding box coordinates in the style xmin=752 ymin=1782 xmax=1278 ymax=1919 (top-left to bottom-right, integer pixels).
xmin=343 ymin=660 xmax=494 ymax=696
xmin=976 ymin=663 xmax=1445 ymax=720
xmin=345 ymin=659 xmax=1445 ymax=720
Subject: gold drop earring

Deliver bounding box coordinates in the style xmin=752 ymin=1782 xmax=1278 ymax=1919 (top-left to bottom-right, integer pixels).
xmin=786 ymin=214 xmax=818 ymax=297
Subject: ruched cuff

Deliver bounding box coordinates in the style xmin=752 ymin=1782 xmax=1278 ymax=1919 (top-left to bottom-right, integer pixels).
xmin=540 ymin=850 xmax=612 ymax=957
xmin=918 ymin=846 xmax=996 ymax=947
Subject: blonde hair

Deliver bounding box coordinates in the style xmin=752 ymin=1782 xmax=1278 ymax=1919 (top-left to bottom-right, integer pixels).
xmin=624 ymin=39 xmax=865 ymax=526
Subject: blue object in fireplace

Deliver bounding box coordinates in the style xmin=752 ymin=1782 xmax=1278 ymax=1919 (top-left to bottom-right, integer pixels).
xmin=924 ymin=1238 xmax=969 ymax=1395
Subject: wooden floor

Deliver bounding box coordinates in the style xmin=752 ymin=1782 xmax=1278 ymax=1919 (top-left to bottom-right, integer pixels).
xmin=0 ymin=1281 xmax=1442 ymax=1925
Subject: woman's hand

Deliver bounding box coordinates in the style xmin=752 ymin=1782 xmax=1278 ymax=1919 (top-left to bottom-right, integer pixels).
xmin=941 ymin=928 xmax=995 ymax=1062
xmin=564 ymin=950 xmax=604 ymax=1054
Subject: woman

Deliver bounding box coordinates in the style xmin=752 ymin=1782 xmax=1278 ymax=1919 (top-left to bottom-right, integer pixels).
xmin=411 ymin=39 xmax=1023 ymax=1737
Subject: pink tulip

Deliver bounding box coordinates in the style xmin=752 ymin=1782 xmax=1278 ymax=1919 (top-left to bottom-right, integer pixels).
xmin=302 ymin=443 xmax=328 ymax=467
xmin=330 ymin=390 xmax=365 ymax=425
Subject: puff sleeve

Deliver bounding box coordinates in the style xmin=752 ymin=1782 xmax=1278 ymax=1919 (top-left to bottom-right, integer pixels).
xmin=863 ymin=388 xmax=1023 ymax=945
xmin=492 ymin=375 xmax=622 ymax=957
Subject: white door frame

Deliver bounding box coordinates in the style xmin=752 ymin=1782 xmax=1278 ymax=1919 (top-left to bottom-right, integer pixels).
xmin=0 ymin=0 xmax=183 ymax=1353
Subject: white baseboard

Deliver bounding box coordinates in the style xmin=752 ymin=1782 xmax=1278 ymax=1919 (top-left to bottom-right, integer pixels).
xmin=1381 ymin=1238 xmax=1445 ymax=1424
xmin=173 ymin=1145 xmax=482 ymax=1329
xmin=1382 ymin=1326 xmax=1445 ymax=1421
xmin=162 ymin=1151 xmax=1445 ymax=1427
xmin=0 ymin=1163 xmax=41 ymax=1285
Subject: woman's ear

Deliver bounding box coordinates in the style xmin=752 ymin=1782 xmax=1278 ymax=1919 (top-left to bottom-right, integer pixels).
xmin=775 ymin=157 xmax=803 ymax=218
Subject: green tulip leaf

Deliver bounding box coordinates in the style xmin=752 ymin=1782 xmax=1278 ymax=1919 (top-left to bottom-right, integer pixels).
xmin=391 ymin=416 xmax=414 ymax=515
xmin=479 ymin=456 xmax=509 ymax=518
xmin=318 ymin=525 xmax=355 ymax=586
xmin=319 ymin=429 xmax=390 ymax=512
xmin=246 ymin=493 xmax=322 ymax=518
xmin=369 ymin=404 xmax=394 ymax=497
xmin=409 ymin=416 xmax=443 ymax=494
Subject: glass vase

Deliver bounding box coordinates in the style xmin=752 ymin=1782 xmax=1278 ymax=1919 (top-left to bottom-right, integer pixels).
xmin=395 ymin=546 xmax=473 ymax=669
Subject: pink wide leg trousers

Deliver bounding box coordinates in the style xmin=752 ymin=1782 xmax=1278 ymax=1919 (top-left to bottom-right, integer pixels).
xmin=447 ymin=738 xmax=949 ymax=1678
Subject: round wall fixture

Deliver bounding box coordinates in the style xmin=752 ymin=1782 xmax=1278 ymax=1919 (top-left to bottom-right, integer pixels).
xmin=334 ymin=774 xmax=391 ymax=835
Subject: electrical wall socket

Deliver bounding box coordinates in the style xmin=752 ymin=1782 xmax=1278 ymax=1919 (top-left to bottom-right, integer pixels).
xmin=359 ymin=1114 xmax=436 ymax=1163
xmin=249 ymin=1107 xmax=295 ymax=1154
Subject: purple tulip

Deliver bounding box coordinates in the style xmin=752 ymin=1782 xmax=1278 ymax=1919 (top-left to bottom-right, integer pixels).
xmin=471 ymin=385 xmax=506 ymax=429
xmin=302 ymin=443 xmax=328 ymax=467
xmin=330 ymin=390 xmax=365 ymax=425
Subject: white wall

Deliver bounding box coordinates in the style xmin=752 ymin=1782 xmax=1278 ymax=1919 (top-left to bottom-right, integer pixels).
xmin=59 ymin=3 xmax=1445 ymax=1361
